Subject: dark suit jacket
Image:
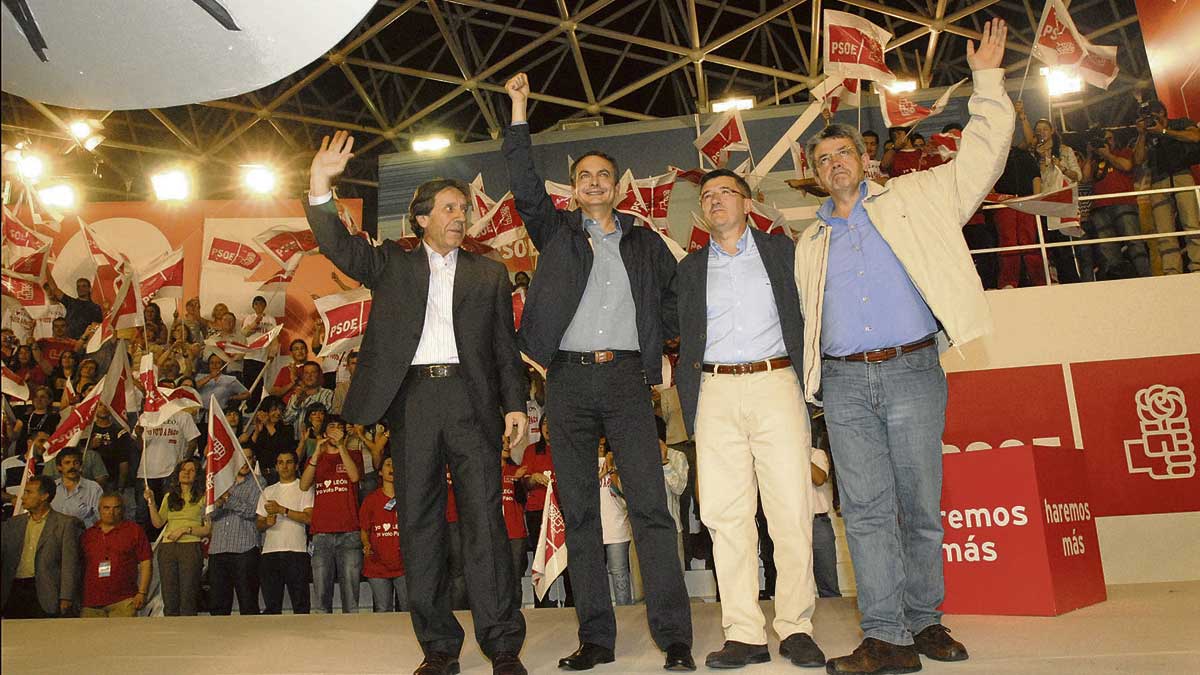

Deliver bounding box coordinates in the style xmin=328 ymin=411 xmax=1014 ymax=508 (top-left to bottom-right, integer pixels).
xmin=304 ymin=199 xmax=527 ymax=444
xmin=674 ymin=226 xmax=806 ymax=436
xmin=501 ymin=124 xmax=678 ymax=383
xmin=1 ymin=509 xmax=82 ymax=614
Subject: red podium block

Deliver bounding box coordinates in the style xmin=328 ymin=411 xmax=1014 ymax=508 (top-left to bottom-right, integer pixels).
xmin=940 ymin=444 xmax=1106 ymax=616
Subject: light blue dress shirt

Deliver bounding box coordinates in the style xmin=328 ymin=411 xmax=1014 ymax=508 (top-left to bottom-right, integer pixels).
xmin=52 ymin=477 xmax=102 ymax=528
xmin=703 ymin=226 xmax=787 ymax=364
xmin=819 ymin=182 xmax=938 ymax=357
xmin=559 ymin=218 xmax=640 ymax=351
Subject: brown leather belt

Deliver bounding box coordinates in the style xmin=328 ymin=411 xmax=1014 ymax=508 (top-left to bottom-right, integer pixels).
xmin=408 ymin=364 xmax=461 ymax=379
xmin=824 ymin=337 xmax=936 ymax=363
xmin=702 ymin=356 xmax=791 ymax=375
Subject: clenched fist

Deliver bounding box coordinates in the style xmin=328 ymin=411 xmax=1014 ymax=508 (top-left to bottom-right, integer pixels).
xmin=506 ymin=73 xmax=530 ymax=124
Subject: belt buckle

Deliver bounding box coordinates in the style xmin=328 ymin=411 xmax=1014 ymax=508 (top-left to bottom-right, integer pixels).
xmin=863 ymin=348 xmax=894 ymax=363
xmin=593 ymin=350 xmax=614 ymax=364
xmin=734 ymin=363 xmax=753 ymax=375
xmin=428 ymin=364 xmax=450 ymax=378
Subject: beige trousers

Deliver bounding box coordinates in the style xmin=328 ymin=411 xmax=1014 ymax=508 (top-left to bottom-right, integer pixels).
xmin=696 ymin=367 xmax=816 ymax=644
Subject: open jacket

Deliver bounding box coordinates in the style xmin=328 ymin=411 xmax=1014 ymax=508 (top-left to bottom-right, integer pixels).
xmin=793 ymin=68 xmax=1014 ymax=403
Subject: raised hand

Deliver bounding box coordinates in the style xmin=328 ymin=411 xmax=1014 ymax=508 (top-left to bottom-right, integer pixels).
xmin=310 ymin=130 xmax=355 ymax=196
xmin=966 ymin=18 xmax=1007 ymax=71
xmin=506 ymin=72 xmax=530 ymax=124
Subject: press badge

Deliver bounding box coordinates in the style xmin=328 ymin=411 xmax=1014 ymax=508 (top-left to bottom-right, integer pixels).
xmin=384 ymin=498 xmax=397 ymax=511
xmin=98 ymin=560 xmax=112 ymax=578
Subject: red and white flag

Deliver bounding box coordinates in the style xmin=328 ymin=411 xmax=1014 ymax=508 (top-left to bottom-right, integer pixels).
xmin=43 ymin=375 xmax=106 ymax=462
xmin=2 ymin=366 xmax=30 ymax=402
xmin=1032 ymin=0 xmax=1120 ymax=90
xmin=615 ymin=169 xmax=677 ymax=233
xmin=138 ymin=248 xmax=185 ymax=306
xmin=511 ymin=286 xmax=527 ymax=330
xmin=987 ymin=182 xmax=1079 ymax=220
xmin=80 ymin=219 xmax=127 ymax=270
xmin=206 ymin=236 xmax=264 ymax=275
xmin=101 ymin=342 xmax=140 ymax=433
xmin=2 ymin=207 xmax=51 ymax=250
xmin=257 ymin=257 xmax=301 ymax=293
xmin=531 ymin=473 xmax=568 ymax=599
xmin=314 ymin=288 xmax=372 ymax=358
xmin=545 ymin=180 xmax=574 ymax=211
xmin=1 ymin=271 xmax=49 ymax=307
xmin=929 ymin=130 xmax=962 ymax=160
xmin=9 ymin=446 xmax=39 ymax=518
xmin=878 ymin=78 xmax=967 ymax=128
xmin=137 ymin=352 xmax=202 ymax=429
xmin=468 ymin=175 xmax=527 ymax=249
xmin=2 ymin=208 xmax=52 ymax=279
xmin=254 ymin=223 xmax=320 ymax=270
xmin=790 ymin=140 xmax=813 ymax=180
xmin=694 ymin=110 xmax=750 ymax=167
xmin=669 ymin=166 xmax=707 ymax=186
xmin=823 ymin=10 xmax=896 ymax=84
xmin=687 ymin=213 xmax=711 ymax=253
xmin=205 ymin=324 xmax=284 ymax=359
xmin=87 ymin=269 xmax=144 ymax=353
xmin=204 ymin=396 xmax=252 ymax=514
xmin=748 ymin=200 xmax=789 ymax=237
xmin=823 ymin=78 xmax=861 ymax=114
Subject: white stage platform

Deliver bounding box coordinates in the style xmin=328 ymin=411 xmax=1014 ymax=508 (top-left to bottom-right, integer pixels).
xmin=3 ymin=582 xmax=1198 ymax=674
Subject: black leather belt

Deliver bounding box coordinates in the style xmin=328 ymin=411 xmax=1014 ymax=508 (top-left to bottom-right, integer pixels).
xmin=703 ymin=357 xmax=791 ymax=375
xmin=408 ymin=364 xmax=461 ymax=379
xmin=553 ymin=349 xmax=640 ymax=365
xmin=823 ymin=336 xmax=936 ymax=363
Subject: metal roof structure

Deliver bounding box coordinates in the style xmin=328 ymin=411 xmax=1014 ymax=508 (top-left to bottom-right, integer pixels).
xmin=2 ymin=0 xmax=1150 ymax=223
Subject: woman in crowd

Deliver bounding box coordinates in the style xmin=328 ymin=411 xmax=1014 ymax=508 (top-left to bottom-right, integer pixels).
xmin=345 ymin=422 xmax=388 ymax=496
xmin=145 ymin=458 xmax=210 ymax=616
xmin=296 ymin=403 xmax=329 ymax=465
xmin=359 ymin=455 xmax=407 ymax=612
xmin=1022 ymin=115 xmax=1086 ymax=283
xmin=173 ymin=297 xmax=209 ymax=341
xmin=242 ymin=396 xmax=294 ymax=484
xmin=144 ymin=304 xmax=169 ymax=346
xmin=61 ymin=357 xmax=100 ymax=408
xmin=49 ymin=350 xmax=79 ymax=404
xmin=159 ymin=323 xmax=198 ymax=379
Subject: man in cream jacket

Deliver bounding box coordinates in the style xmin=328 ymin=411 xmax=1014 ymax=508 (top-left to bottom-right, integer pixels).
xmin=794 ymin=19 xmax=1013 ymax=675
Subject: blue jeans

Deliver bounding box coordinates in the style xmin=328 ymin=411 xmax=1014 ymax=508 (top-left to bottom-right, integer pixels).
xmin=813 ymin=514 xmax=841 ymax=598
xmin=605 ymin=541 xmax=632 ymax=606
xmin=820 ymin=346 xmax=948 ymax=645
xmin=1089 ymin=204 xmax=1150 ymax=278
xmin=367 ymin=576 xmax=408 ymax=612
xmin=311 ymin=531 xmax=363 ymax=614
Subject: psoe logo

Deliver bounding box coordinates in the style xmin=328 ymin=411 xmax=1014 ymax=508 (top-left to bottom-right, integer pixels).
xmin=1123 ymin=385 xmax=1194 ymax=480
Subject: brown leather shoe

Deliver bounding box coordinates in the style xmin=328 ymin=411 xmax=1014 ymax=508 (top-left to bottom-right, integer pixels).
xmin=912 ymin=624 xmax=968 ymax=662
xmin=492 ymin=650 xmax=528 ymax=675
xmin=704 ymin=641 xmax=771 ymax=668
xmin=824 ymin=639 xmax=921 ymax=674
xmin=415 ymin=651 xmax=461 ymax=675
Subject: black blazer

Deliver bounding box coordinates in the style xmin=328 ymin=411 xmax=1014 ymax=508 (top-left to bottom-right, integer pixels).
xmin=304 ymin=200 xmax=527 ymax=444
xmin=674 ymin=227 xmax=806 ymax=436
xmin=501 ymin=124 xmax=678 ymax=384
xmin=1 ymin=509 xmax=81 ymax=614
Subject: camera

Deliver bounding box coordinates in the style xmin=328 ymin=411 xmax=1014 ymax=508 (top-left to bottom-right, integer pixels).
xmin=1083 ymin=126 xmax=1108 ymax=151
xmin=1137 ymin=101 xmax=1160 ymax=130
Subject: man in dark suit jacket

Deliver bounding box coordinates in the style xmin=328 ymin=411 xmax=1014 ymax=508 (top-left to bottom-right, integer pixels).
xmin=2 ymin=475 xmax=82 ymax=618
xmin=674 ymin=169 xmax=826 ymax=669
xmin=502 ymin=73 xmax=695 ymax=673
xmin=306 ymin=131 xmax=529 ymax=675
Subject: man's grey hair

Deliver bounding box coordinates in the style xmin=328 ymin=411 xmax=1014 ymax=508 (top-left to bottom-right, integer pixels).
xmin=805 ymin=123 xmax=868 ymax=173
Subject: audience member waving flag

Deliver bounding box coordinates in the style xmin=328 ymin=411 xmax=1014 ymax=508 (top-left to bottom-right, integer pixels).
xmin=86 ymin=268 xmax=144 ymax=353
xmin=137 ymin=247 xmax=185 ymax=306
xmin=136 ymin=353 xmax=202 ymax=428
xmin=204 ymin=395 xmax=255 ymax=514
xmin=205 ymin=323 xmax=283 ymax=359
xmin=823 ymin=10 xmax=896 ymax=84
xmin=314 ymin=288 xmax=372 ymax=358
xmin=531 ymin=472 xmax=568 ymax=600
xmin=878 ymin=79 xmax=968 ymax=128
xmin=1031 ymin=0 xmax=1119 ymax=89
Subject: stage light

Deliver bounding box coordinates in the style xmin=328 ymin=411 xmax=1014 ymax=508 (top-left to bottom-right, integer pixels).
xmin=18 ymin=154 xmax=45 ymax=181
xmin=885 ymin=80 xmax=918 ymax=94
xmin=69 ymin=120 xmax=92 ymax=139
xmin=1042 ymin=67 xmax=1082 ymax=97
xmin=412 ymin=136 xmax=451 ymax=153
xmin=711 ymin=97 xmax=754 ymax=113
xmin=151 ymin=169 xmax=190 ymax=201
xmin=242 ymin=164 xmax=277 ymax=195
xmin=82 ymin=135 xmax=105 ymax=152
xmin=38 ymin=183 xmax=76 ymax=209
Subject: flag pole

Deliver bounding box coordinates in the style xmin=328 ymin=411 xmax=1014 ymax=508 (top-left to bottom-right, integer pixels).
xmin=1017 ymin=58 xmax=1034 ymax=100
xmin=856 ymin=79 xmax=862 ymax=131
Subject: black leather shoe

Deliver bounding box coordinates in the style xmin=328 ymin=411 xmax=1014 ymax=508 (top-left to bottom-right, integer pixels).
xmin=780 ymin=633 xmax=826 ymax=668
xmin=664 ymin=642 xmax=696 ymax=671
xmin=558 ymin=643 xmax=615 ymax=670
xmin=912 ymin=624 xmax=968 ymax=662
xmin=492 ymin=650 xmax=528 ymax=675
xmin=705 ymin=641 xmax=771 ymax=669
xmin=414 ymin=651 xmax=460 ymax=675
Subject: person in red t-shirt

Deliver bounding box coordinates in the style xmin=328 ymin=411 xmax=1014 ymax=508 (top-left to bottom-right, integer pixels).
xmin=80 ymin=492 xmax=152 ymax=617
xmin=359 ymin=456 xmax=407 ymax=612
xmin=501 ymin=445 xmax=529 ymax=610
xmin=1082 ymin=130 xmax=1150 ymax=278
xmin=269 ymin=339 xmax=310 ymax=404
xmin=299 ymin=416 xmax=363 ymax=613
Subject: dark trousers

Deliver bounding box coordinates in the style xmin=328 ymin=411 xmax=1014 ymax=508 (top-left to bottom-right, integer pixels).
xmin=388 ymin=374 xmax=525 ymax=659
xmin=546 ymin=357 xmax=693 ymax=651
xmin=446 ymin=520 xmax=469 ymax=610
xmin=755 ymin=497 xmax=776 ymax=597
xmin=509 ymin=537 xmax=527 ymax=609
xmin=2 ymin=578 xmax=51 ymax=618
xmin=209 ymin=548 xmax=261 ymax=615
xmin=260 ymin=551 xmax=310 ymax=614
xmin=158 ymin=541 xmax=203 ymax=616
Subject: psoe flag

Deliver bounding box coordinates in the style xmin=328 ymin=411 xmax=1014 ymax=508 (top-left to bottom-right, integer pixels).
xmin=204 ymin=395 xmax=251 ymax=514
xmin=693 ymin=110 xmax=749 ymax=167
xmin=531 ymin=473 xmax=568 ymax=600
xmin=314 ymin=288 xmax=372 ymax=358
xmin=823 ymin=10 xmax=896 ymax=84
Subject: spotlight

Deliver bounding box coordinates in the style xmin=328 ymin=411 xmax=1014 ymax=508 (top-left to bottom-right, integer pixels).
xmin=69 ymin=120 xmax=92 ymax=139
xmin=38 ymin=183 xmax=76 ymax=209
xmin=711 ymin=97 xmax=755 ymax=113
xmin=18 ymin=155 xmax=45 ymax=181
xmin=884 ymin=80 xmax=918 ymax=94
xmin=412 ymin=136 xmax=451 ymax=153
xmin=1041 ymin=67 xmax=1082 ymax=97
xmin=82 ymin=135 xmax=105 ymax=152
xmin=151 ymin=169 xmax=190 ymax=201
xmin=242 ymin=164 xmax=277 ymax=195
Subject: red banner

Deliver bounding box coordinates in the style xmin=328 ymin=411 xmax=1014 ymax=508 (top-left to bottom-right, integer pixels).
xmin=255 ymin=226 xmax=319 ymax=268
xmin=694 ymin=111 xmax=749 ymax=166
xmin=206 ymin=237 xmax=263 ymax=272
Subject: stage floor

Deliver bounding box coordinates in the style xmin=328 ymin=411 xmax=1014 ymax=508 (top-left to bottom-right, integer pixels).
xmin=4 ymin=582 xmax=1198 ymax=674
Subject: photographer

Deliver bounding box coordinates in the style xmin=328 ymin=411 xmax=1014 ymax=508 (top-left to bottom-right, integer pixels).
xmin=1134 ymin=100 xmax=1200 ymax=273
xmin=1082 ymin=129 xmax=1150 ymax=278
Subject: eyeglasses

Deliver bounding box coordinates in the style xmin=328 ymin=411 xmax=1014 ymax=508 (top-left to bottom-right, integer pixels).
xmin=815 ymin=146 xmax=857 ymax=168
xmin=700 ymin=187 xmax=748 ymax=203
